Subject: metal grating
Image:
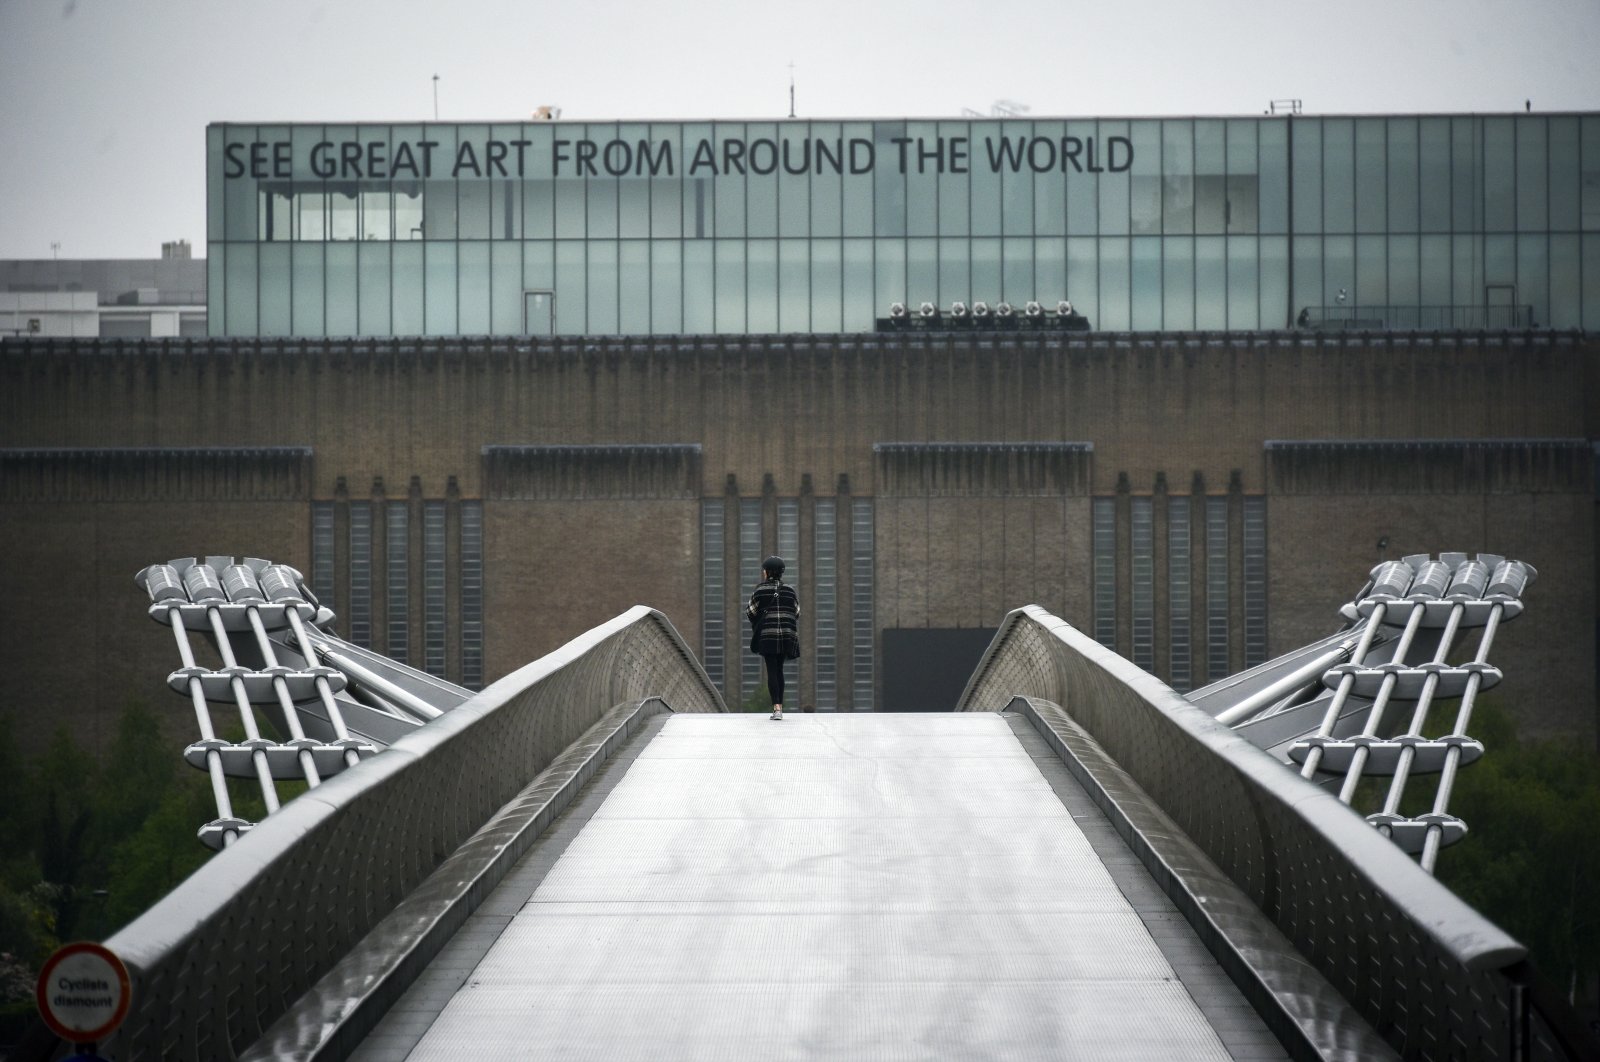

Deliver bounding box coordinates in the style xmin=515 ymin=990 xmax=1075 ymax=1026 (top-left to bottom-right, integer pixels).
xmin=1130 ymin=497 xmax=1154 ymax=673
xmin=813 ymin=499 xmax=837 ymax=711
xmin=1091 ymin=498 xmax=1116 ymax=650
xmin=778 ymin=498 xmax=800 ymax=697
xmin=1168 ymin=497 xmax=1192 ymax=693
xmin=1242 ymin=497 xmax=1267 ymax=668
xmin=459 ymin=501 xmax=484 ymax=690
xmin=386 ymin=501 xmax=409 ymax=664
xmin=739 ymin=499 xmax=763 ymax=705
xmin=700 ymin=501 xmax=725 ymax=690
xmin=1205 ymin=496 xmax=1229 ymax=681
xmin=348 ymin=502 xmax=372 ymax=649
xmin=850 ymin=499 xmax=875 ymax=710
xmin=423 ymin=500 xmax=447 ymax=679
xmin=311 ymin=502 xmax=335 ymax=608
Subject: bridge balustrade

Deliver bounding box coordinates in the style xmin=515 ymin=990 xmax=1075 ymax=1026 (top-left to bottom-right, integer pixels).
xmin=957 ymin=604 xmax=1576 ymax=1061
xmin=35 ymin=606 xmax=722 ymax=1062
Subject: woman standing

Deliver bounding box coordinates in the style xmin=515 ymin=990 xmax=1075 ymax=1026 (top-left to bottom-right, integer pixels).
xmin=746 ymin=555 xmax=801 ymax=720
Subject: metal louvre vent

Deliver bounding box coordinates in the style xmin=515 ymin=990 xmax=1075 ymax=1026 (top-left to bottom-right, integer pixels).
xmin=348 ymin=502 xmax=372 ymax=649
xmin=1091 ymin=498 xmax=1116 ymax=650
xmin=851 ymin=498 xmax=874 ymax=710
xmin=1168 ymin=497 xmax=1192 ymax=692
xmin=1131 ymin=497 xmax=1154 ymax=672
xmin=423 ymin=501 xmax=447 ymax=679
xmin=459 ymin=501 xmax=484 ymax=690
xmin=311 ymin=502 xmax=335 ymax=607
xmin=1205 ymin=497 xmax=1229 ymax=681
xmin=739 ymin=499 xmax=763 ymax=704
xmin=700 ymin=500 xmax=725 ymax=689
xmin=778 ymin=498 xmax=800 ymax=696
xmin=386 ymin=501 xmax=409 ymax=664
xmin=1242 ymin=497 xmax=1267 ymax=667
xmin=814 ymin=499 xmax=837 ymax=711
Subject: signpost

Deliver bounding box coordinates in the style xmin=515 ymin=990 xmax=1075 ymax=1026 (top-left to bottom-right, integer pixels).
xmin=35 ymin=941 xmax=131 ymax=1059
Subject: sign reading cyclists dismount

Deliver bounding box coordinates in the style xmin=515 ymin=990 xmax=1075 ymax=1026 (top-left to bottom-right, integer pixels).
xmin=35 ymin=942 xmax=131 ymax=1045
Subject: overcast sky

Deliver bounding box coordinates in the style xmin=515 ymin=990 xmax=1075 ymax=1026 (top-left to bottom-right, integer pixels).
xmin=1 ymin=0 xmax=1595 ymax=259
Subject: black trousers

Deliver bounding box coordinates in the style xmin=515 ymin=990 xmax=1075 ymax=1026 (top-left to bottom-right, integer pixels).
xmin=761 ymin=652 xmax=786 ymax=705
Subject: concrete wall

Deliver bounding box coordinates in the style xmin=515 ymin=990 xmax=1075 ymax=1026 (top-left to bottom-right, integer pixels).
xmin=1 ymin=330 xmax=1593 ymax=752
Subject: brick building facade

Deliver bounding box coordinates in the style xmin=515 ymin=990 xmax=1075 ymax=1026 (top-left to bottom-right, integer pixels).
xmin=1 ymin=329 xmax=1593 ymax=752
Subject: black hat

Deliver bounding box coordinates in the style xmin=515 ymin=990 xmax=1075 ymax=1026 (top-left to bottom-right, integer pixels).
xmin=762 ymin=555 xmax=786 ymax=576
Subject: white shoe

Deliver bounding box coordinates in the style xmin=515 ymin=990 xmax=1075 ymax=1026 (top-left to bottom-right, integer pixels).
xmin=769 ymin=709 xmax=783 ymax=720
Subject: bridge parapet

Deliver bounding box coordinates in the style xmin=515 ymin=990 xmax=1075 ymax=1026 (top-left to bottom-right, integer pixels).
xmin=957 ymin=605 xmax=1576 ymax=1060
xmin=55 ymin=606 xmax=722 ymax=1062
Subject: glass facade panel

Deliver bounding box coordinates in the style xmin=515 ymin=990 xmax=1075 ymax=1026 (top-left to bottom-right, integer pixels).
xmin=1195 ymin=237 xmax=1225 ymax=330
xmin=357 ymin=242 xmax=391 ymax=336
xmin=322 ymin=243 xmax=353 ymax=334
xmin=652 ymin=240 xmax=683 ymax=334
xmin=291 ymin=244 xmax=323 ymax=335
xmin=586 ymin=240 xmax=618 ymax=334
xmin=459 ymin=241 xmax=491 ymax=333
xmin=1355 ymin=118 xmax=1386 ymax=233
xmin=1131 ymin=238 xmax=1160 ymax=329
xmin=1323 ymin=119 xmax=1355 ymax=234
xmin=810 ymin=239 xmax=841 ymax=332
xmin=259 ymin=243 xmax=290 ymax=336
xmin=748 ymin=239 xmax=778 ymax=333
xmin=1227 ymin=237 xmax=1258 ymax=329
xmin=208 ymin=115 xmax=1600 ymax=337
xmin=1387 ymin=118 xmax=1419 ymax=234
xmin=1258 ymin=119 xmax=1288 ymax=234
xmin=1517 ymin=117 xmax=1548 ymax=231
xmin=1484 ymin=117 xmax=1515 ymax=231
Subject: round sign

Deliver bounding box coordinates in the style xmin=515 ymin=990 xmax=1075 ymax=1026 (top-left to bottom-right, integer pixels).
xmin=35 ymin=942 xmax=131 ymax=1044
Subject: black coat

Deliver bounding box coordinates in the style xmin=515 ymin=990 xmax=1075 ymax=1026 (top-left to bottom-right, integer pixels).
xmin=746 ymin=579 xmax=801 ymax=659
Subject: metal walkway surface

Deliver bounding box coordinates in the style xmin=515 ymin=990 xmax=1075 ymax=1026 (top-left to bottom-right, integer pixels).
xmin=356 ymin=713 xmax=1287 ymax=1061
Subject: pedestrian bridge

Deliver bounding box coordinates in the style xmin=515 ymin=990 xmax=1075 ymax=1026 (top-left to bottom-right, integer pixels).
xmin=17 ymin=587 xmax=1594 ymax=1060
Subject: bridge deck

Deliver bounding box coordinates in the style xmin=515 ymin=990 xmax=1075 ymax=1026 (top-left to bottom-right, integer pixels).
xmin=355 ymin=713 xmax=1288 ymax=1060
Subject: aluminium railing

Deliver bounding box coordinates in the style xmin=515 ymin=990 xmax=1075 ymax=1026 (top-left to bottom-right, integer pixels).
xmin=957 ymin=605 xmax=1588 ymax=1061
xmin=19 ymin=605 xmax=724 ymax=1062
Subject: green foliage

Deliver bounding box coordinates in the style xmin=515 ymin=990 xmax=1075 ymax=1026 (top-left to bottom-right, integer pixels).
xmin=0 ymin=704 xmax=220 ymax=1011
xmin=1434 ymin=700 xmax=1600 ymax=1008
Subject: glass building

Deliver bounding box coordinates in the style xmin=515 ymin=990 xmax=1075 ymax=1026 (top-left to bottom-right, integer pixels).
xmin=207 ymin=114 xmax=1600 ymax=337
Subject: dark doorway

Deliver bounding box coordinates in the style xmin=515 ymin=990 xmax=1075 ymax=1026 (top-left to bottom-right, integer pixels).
xmin=881 ymin=628 xmax=998 ymax=712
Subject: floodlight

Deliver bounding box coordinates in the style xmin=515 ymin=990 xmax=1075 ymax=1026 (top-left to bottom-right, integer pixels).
xmin=996 ymin=301 xmax=1014 ymax=317
xmin=972 ymin=301 xmax=991 ymax=317
xmin=1057 ymin=300 xmax=1074 ymax=316
xmin=951 ymin=301 xmax=969 ymax=317
xmin=919 ymin=301 xmax=938 ymax=318
xmin=1024 ymin=301 xmax=1043 ymax=317
xmin=890 ymin=302 xmax=907 ymax=319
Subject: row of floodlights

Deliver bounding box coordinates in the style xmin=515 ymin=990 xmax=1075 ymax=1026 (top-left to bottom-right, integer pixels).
xmin=890 ymin=300 xmax=1077 ymax=320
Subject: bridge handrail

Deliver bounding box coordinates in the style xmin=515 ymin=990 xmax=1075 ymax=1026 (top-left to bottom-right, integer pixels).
xmin=957 ymin=605 xmax=1534 ymax=1057
xmin=89 ymin=606 xmax=723 ymax=1062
